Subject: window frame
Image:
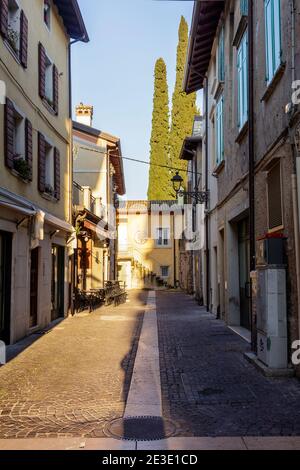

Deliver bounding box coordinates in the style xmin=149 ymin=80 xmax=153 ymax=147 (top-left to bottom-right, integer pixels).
xmin=237 ymin=29 xmax=248 ymax=131
xmin=44 ymin=137 xmax=55 ymax=194
xmin=215 ymin=94 xmax=224 ymax=165
xmin=218 ymin=27 xmax=225 ymax=83
xmin=160 ymin=266 xmax=170 ymax=278
xmin=155 ymin=227 xmax=170 ymax=247
xmin=6 ymin=0 xmax=21 ymax=55
xmin=267 ymin=160 xmax=284 ymax=232
xmin=264 ymin=0 xmax=282 ymax=84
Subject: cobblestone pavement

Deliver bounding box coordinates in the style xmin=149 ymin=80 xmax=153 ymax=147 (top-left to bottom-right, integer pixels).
xmin=0 ymin=291 xmax=146 ymax=439
xmin=157 ymin=291 xmax=300 ymax=437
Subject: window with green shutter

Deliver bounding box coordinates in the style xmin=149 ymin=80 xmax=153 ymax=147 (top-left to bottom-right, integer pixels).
xmin=218 ymin=27 xmax=225 ymax=82
xmin=216 ymin=95 xmax=224 ymax=165
xmin=240 ymin=0 xmax=248 ymax=16
xmin=265 ymin=0 xmax=282 ymax=83
xmin=237 ymin=30 xmax=248 ymax=130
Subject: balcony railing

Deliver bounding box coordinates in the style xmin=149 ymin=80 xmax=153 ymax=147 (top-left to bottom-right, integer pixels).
xmin=73 ymin=181 xmax=105 ymax=218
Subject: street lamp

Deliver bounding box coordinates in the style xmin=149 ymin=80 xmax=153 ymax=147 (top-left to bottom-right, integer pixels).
xmin=171 ymin=171 xmax=209 ymax=204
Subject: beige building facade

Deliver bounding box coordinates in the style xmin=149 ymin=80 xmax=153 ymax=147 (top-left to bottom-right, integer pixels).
xmin=73 ymin=104 xmax=126 ymax=290
xmin=117 ymin=201 xmax=180 ymax=290
xmin=0 ymin=0 xmax=88 ymax=344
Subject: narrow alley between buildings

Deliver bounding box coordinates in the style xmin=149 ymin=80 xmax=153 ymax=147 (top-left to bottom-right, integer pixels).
xmin=0 ymin=290 xmax=300 ymax=450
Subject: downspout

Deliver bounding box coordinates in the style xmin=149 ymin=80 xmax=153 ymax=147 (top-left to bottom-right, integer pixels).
xmin=289 ymin=0 xmax=300 ymax=346
xmin=68 ymin=38 xmax=81 ymax=315
xmin=205 ymin=76 xmax=210 ymax=312
xmin=248 ymin=0 xmax=256 ymax=351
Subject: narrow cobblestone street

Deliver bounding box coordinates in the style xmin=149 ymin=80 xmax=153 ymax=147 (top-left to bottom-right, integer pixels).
xmin=0 ymin=290 xmax=300 ymax=446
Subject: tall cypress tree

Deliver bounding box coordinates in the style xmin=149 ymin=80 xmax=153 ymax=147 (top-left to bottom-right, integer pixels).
xmin=147 ymin=58 xmax=171 ymax=200
xmin=169 ymin=16 xmax=197 ymax=191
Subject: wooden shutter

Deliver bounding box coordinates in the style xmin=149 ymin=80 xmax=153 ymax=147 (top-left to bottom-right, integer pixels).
xmin=4 ymin=98 xmax=15 ymax=170
xmin=0 ymin=0 xmax=8 ymax=39
xmin=20 ymin=10 xmax=28 ymax=68
xmin=38 ymin=132 xmax=46 ymax=193
xmin=53 ymin=65 xmax=59 ymax=115
xmin=54 ymin=147 xmax=60 ymax=200
xmin=267 ymin=162 xmax=283 ymax=230
xmin=25 ymin=119 xmax=32 ymax=181
xmin=38 ymin=43 xmax=46 ymax=99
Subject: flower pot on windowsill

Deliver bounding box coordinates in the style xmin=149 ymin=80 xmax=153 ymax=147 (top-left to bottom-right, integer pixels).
xmin=7 ymin=28 xmax=19 ymax=55
xmin=13 ymin=157 xmax=31 ymax=181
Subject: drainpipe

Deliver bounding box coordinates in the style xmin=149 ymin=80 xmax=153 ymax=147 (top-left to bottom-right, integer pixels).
xmin=205 ymin=76 xmax=210 ymax=312
xmin=68 ymin=38 xmax=82 ymax=315
xmin=290 ymin=0 xmax=300 ymax=345
xmin=248 ymin=0 xmax=256 ymax=351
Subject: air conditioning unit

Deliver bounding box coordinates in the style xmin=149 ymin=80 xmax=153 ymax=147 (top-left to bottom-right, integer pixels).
xmin=256 ymin=267 xmax=287 ymax=369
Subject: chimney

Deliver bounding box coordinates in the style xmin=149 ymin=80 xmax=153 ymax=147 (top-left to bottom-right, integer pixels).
xmin=75 ymin=103 xmax=94 ymax=127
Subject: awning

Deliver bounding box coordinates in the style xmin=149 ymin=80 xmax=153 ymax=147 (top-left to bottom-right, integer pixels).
xmin=45 ymin=212 xmax=74 ymax=233
xmin=0 ymin=199 xmax=36 ymax=217
xmin=184 ymin=1 xmax=225 ymax=93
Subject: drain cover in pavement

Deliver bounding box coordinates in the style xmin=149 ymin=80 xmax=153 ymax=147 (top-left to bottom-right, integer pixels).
xmin=104 ymin=416 xmax=177 ymax=441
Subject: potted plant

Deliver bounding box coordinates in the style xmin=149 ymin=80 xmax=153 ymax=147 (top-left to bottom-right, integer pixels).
xmin=13 ymin=156 xmax=31 ymax=180
xmin=7 ymin=26 xmax=19 ymax=54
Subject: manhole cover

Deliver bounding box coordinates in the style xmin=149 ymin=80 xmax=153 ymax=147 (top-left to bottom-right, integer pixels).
xmin=104 ymin=416 xmax=177 ymax=441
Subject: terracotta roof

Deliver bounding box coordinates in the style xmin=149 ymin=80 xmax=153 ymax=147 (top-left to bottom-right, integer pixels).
xmin=184 ymin=0 xmax=225 ymax=93
xmin=54 ymin=0 xmax=89 ymax=42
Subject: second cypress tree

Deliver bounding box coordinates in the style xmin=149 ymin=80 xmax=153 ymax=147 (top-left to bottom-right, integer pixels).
xmin=169 ymin=17 xmax=197 ymax=191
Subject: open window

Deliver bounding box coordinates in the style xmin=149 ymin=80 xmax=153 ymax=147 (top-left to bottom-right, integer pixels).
xmin=45 ymin=139 xmax=55 ymax=196
xmin=7 ymin=0 xmax=21 ymax=54
xmin=45 ymin=53 xmax=54 ymax=106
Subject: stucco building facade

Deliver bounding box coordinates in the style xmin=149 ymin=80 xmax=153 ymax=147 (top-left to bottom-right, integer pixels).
xmin=184 ymin=0 xmax=300 ymax=374
xmin=0 ymin=0 xmax=88 ymax=344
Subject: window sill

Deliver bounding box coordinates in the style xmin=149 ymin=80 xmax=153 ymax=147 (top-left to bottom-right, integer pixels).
xmin=42 ymin=192 xmax=58 ymax=202
xmin=11 ymin=168 xmax=31 ymax=184
xmin=42 ymin=98 xmax=57 ymax=116
xmin=261 ymin=62 xmax=286 ymax=102
xmin=212 ymin=159 xmax=225 ymax=176
xmin=235 ymin=120 xmax=248 ymax=144
xmin=4 ymin=39 xmax=21 ymax=66
xmin=214 ymin=81 xmax=224 ymax=101
xmin=268 ymin=225 xmax=284 ymax=235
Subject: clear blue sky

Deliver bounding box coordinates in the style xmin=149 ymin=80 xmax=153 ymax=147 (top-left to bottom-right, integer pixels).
xmin=72 ymin=0 xmax=198 ymax=200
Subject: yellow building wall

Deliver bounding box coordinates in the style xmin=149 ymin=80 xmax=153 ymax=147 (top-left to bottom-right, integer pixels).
xmin=0 ymin=0 xmax=71 ymax=222
xmin=118 ymin=206 xmax=179 ymax=288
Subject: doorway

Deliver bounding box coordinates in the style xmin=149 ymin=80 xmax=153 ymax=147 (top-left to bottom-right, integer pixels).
xmin=0 ymin=231 xmax=12 ymax=344
xmin=238 ymin=219 xmax=251 ymax=330
xmin=51 ymin=245 xmax=65 ymax=321
xmin=30 ymin=248 xmax=39 ymax=328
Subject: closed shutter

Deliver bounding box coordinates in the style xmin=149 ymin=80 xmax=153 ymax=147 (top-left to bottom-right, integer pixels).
xmin=38 ymin=43 xmax=46 ymax=99
xmin=53 ymin=65 xmax=59 ymax=115
xmin=265 ymin=0 xmax=282 ymax=83
xmin=38 ymin=132 xmax=46 ymax=193
xmin=4 ymin=98 xmax=15 ymax=170
xmin=20 ymin=10 xmax=28 ymax=68
xmin=218 ymin=28 xmax=225 ymax=82
xmin=0 ymin=0 xmax=8 ymax=38
xmin=54 ymin=147 xmax=60 ymax=200
xmin=267 ymin=162 xmax=283 ymax=230
xmin=25 ymin=119 xmax=32 ymax=181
